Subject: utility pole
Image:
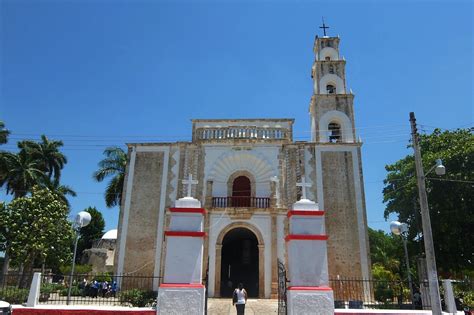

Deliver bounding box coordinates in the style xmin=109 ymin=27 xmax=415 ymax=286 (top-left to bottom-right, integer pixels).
xmin=409 ymin=112 xmax=442 ymax=314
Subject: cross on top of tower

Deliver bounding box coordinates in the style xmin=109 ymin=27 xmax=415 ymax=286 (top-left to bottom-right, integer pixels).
xmin=182 ymin=174 xmax=198 ymax=198
xmin=296 ymin=177 xmax=312 ymax=200
xmin=319 ymin=17 xmax=329 ymax=37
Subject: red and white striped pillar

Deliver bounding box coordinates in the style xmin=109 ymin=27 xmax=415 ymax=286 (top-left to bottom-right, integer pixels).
xmin=156 ymin=196 xmax=206 ymax=315
xmin=286 ymin=198 xmax=334 ymax=314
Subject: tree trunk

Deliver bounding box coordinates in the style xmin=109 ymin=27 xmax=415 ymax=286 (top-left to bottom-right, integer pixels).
xmin=0 ymin=251 xmax=10 ymax=286
xmin=19 ymin=253 xmax=37 ymax=289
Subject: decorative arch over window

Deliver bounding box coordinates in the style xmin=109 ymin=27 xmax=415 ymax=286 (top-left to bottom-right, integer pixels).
xmin=318 ymin=74 xmax=345 ymax=94
xmin=208 ymin=151 xmax=276 ymax=198
xmin=319 ymin=110 xmax=354 ymax=143
xmin=319 ymin=47 xmax=339 ymax=61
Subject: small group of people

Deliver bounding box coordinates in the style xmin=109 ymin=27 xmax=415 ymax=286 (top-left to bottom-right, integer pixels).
xmin=232 ymin=283 xmax=248 ymax=315
xmin=79 ymin=278 xmax=118 ymax=298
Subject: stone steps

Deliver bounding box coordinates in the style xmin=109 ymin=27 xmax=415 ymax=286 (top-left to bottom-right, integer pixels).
xmin=207 ymin=298 xmax=279 ymax=315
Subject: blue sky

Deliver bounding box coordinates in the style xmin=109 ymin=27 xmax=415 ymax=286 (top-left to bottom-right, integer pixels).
xmin=1 ymin=0 xmax=472 ymax=234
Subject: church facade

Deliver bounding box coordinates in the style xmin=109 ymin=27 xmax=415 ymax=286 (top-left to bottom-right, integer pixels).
xmin=114 ymin=34 xmax=371 ymax=298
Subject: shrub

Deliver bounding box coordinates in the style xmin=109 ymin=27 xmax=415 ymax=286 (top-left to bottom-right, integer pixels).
xmin=0 ymin=287 xmax=29 ymax=304
xmin=119 ymin=289 xmax=156 ymax=307
xmin=94 ymin=272 xmax=112 ymax=283
xmin=59 ymin=264 xmax=92 ymax=275
xmin=41 ymin=283 xmax=63 ymax=294
xmin=59 ymin=285 xmax=82 ymax=296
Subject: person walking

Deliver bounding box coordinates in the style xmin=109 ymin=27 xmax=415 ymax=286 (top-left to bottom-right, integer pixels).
xmin=232 ymin=283 xmax=248 ymax=315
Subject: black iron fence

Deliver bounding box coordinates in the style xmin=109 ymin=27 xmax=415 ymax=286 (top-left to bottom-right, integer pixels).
xmin=1 ymin=272 xmax=472 ymax=311
xmin=330 ymin=277 xmax=416 ymax=309
xmin=330 ymin=278 xmax=474 ymax=311
xmin=0 ymin=273 xmax=33 ymax=305
xmin=0 ymin=272 xmax=161 ymax=307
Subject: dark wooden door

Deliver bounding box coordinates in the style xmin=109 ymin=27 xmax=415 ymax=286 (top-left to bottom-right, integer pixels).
xmin=232 ymin=176 xmax=251 ymax=207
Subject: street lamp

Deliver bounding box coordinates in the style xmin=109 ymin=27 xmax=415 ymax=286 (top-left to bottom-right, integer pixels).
xmin=66 ymin=211 xmax=91 ymax=305
xmin=390 ymin=221 xmax=414 ymax=308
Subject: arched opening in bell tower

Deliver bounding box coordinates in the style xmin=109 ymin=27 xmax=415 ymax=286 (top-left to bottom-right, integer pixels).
xmin=328 ymin=122 xmax=342 ymax=142
xmin=326 ymin=83 xmax=336 ymax=94
xmin=220 ymin=227 xmax=259 ymax=298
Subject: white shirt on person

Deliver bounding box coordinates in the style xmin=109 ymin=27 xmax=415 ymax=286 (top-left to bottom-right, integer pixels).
xmin=235 ymin=289 xmax=246 ymax=304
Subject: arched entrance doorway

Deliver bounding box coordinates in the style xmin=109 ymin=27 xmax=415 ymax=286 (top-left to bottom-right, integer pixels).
xmin=232 ymin=176 xmax=251 ymax=207
xmin=220 ymin=228 xmax=259 ymax=297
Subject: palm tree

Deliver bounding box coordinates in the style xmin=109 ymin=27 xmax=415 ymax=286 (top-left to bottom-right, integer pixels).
xmin=18 ymin=135 xmax=67 ymax=182
xmin=93 ymin=146 xmax=127 ymax=208
xmin=0 ymin=121 xmax=10 ymax=144
xmin=41 ymin=178 xmax=76 ymax=208
xmin=0 ymin=150 xmax=46 ymax=198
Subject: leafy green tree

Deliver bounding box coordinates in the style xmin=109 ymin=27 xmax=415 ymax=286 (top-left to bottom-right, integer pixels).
xmin=18 ymin=135 xmax=67 ymax=182
xmin=42 ymin=178 xmax=76 ymax=208
xmin=76 ymin=207 xmax=105 ymax=263
xmin=0 ymin=150 xmax=46 ymax=198
xmin=93 ymin=146 xmax=127 ymax=208
xmin=0 ymin=121 xmax=10 ymax=144
xmin=1 ymin=135 xmax=68 ymax=198
xmin=383 ymin=128 xmax=474 ymax=275
xmin=0 ymin=187 xmax=74 ymax=286
xmin=368 ymin=228 xmax=402 ymax=274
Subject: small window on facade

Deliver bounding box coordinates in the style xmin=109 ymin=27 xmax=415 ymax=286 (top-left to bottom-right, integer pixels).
xmin=326 ymin=84 xmax=336 ymax=94
xmin=325 ymin=56 xmax=331 ymax=61
xmin=328 ymin=122 xmax=341 ymax=143
xmin=329 ymin=65 xmax=335 ymax=74
xmin=326 ymin=41 xmax=331 ymax=47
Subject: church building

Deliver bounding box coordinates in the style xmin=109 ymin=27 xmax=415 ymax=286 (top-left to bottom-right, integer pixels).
xmin=115 ymin=33 xmax=371 ymax=299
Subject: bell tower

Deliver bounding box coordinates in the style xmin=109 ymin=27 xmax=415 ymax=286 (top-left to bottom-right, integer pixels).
xmin=309 ymin=25 xmax=371 ymax=286
xmin=310 ymin=34 xmax=356 ymax=144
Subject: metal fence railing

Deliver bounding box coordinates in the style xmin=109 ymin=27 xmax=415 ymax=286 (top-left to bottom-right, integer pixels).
xmin=1 ymin=272 xmax=472 ymax=311
xmin=0 ymin=272 xmax=161 ymax=307
xmin=329 ymin=278 xmax=473 ymax=311
xmin=330 ymin=278 xmax=415 ymax=309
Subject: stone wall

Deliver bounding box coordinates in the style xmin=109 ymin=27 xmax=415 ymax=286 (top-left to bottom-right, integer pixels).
xmin=123 ymin=151 xmax=164 ymax=279
xmin=321 ymin=151 xmax=363 ymax=280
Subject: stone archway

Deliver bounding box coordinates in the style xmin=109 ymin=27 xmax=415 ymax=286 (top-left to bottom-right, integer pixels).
xmin=214 ymin=222 xmax=265 ymax=298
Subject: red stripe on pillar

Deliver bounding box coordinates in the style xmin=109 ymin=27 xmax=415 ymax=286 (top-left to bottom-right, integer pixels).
xmin=12 ymin=310 xmax=155 ymax=315
xmin=285 ymin=234 xmax=328 ymax=241
xmin=169 ymin=207 xmax=206 ymax=214
xmin=287 ymin=210 xmax=325 ymax=217
xmin=165 ymin=231 xmax=206 ymax=237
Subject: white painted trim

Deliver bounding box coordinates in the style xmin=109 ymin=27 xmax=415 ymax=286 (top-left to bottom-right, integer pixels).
xmin=304 ymin=148 xmax=315 ymax=202
xmin=208 ymin=241 xmax=216 ymax=297
xmin=169 ymin=149 xmax=180 ymax=203
xmin=153 ymin=147 xmax=170 ymax=290
xmin=315 ymin=145 xmax=359 ymax=152
xmin=318 ymin=47 xmax=339 ymax=61
xmin=317 ymin=74 xmax=345 ymax=95
xmin=318 ymin=110 xmax=354 ymax=143
xmin=135 ymin=146 xmax=170 ymax=152
xmin=264 ymin=216 xmax=272 ymax=298
xmin=350 ymin=149 xmax=370 ymax=283
xmin=117 ymin=147 xmax=137 ymax=276
xmin=315 ymin=148 xmax=324 ymax=211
